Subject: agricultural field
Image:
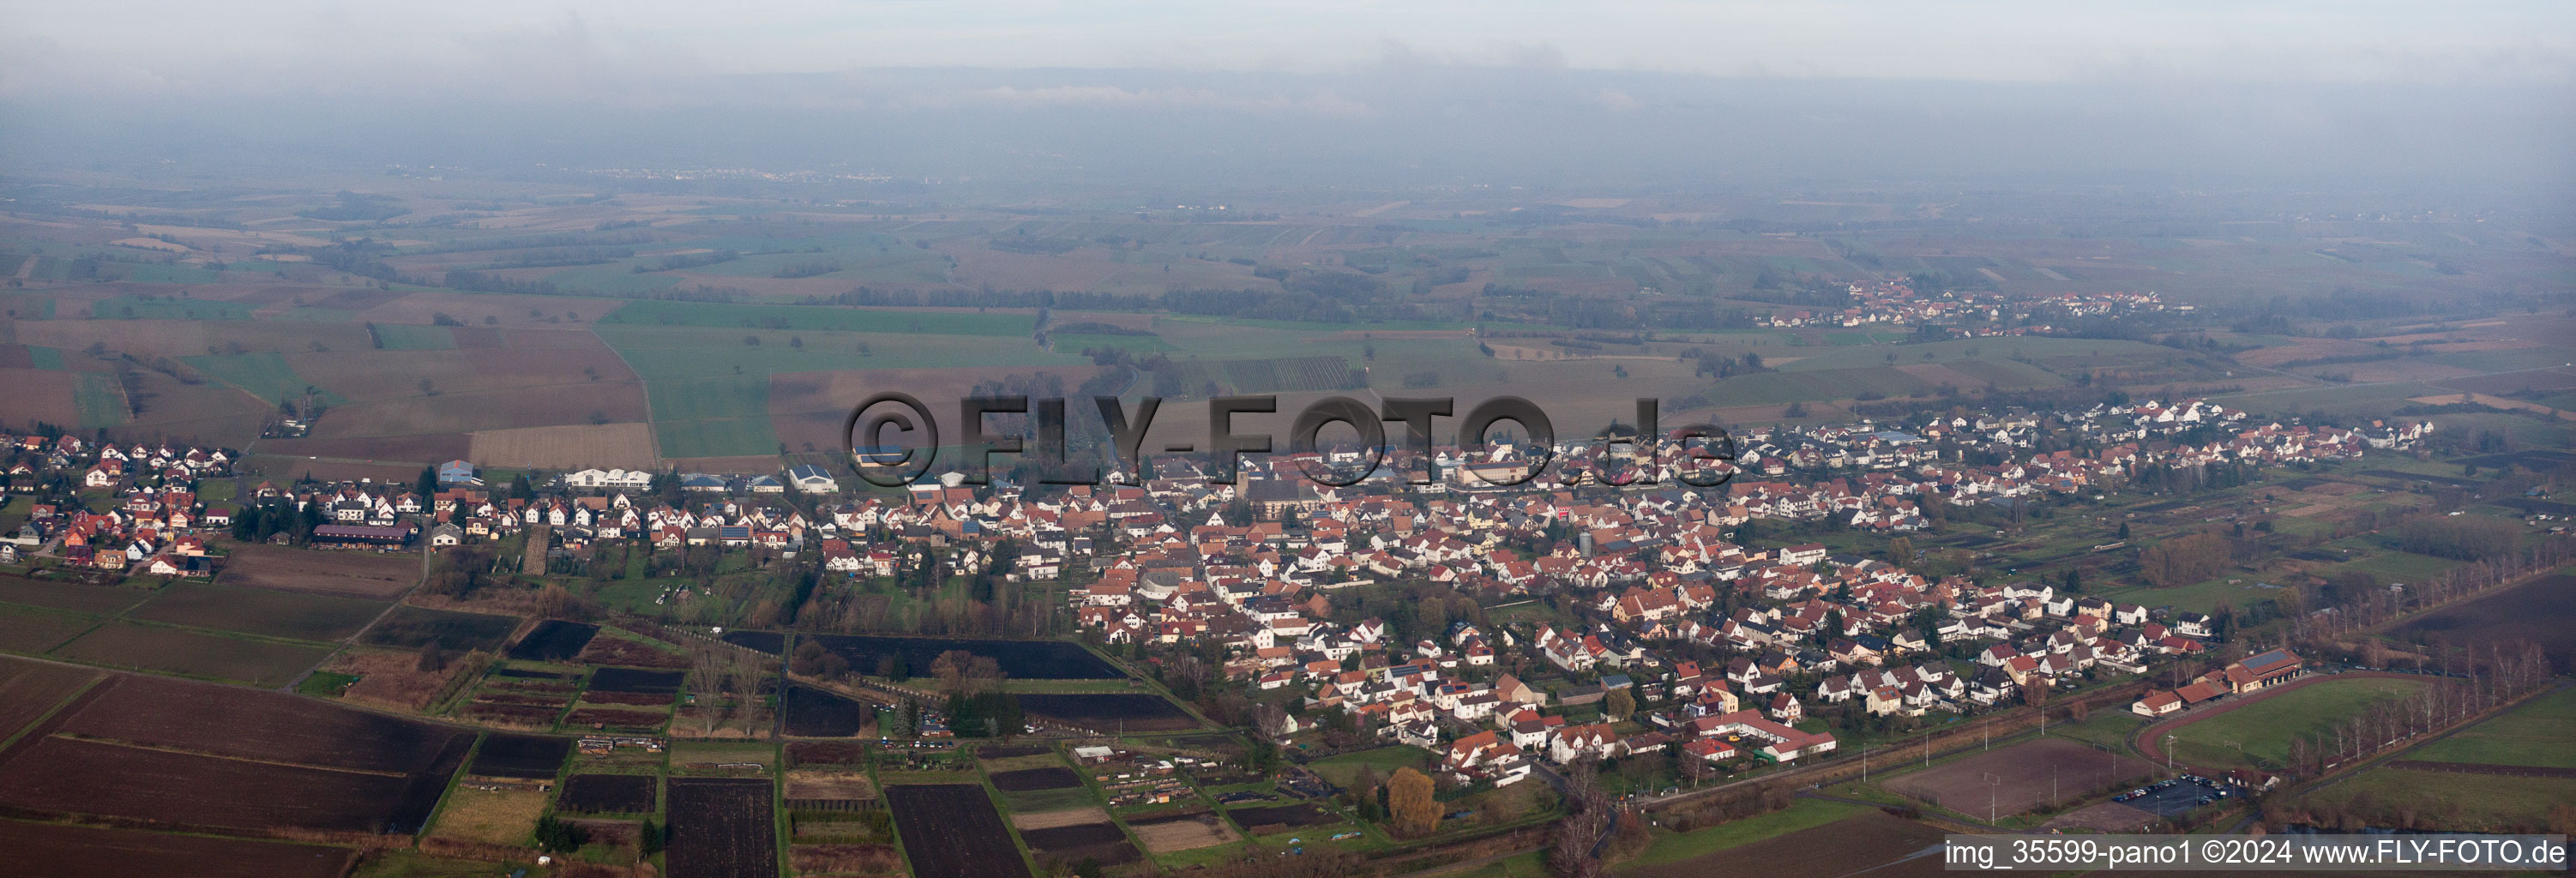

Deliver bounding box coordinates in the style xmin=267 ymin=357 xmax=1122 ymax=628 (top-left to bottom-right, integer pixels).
xmin=0 ymin=573 xmax=157 ymax=614
xmin=359 ymin=605 xmax=522 ymax=652
xmin=127 ymin=581 xmax=388 ymax=640
xmin=220 ymin=544 xmax=421 ymax=598
xmin=2290 ymin=766 xmax=2576 ymax=833
xmin=507 ymin=620 xmax=599 ymax=660
xmin=0 ymin=607 xmax=102 ymax=654
xmin=2159 ymin=676 xmax=2431 ymax=770
xmin=885 ymin=783 xmax=1032 ymax=878
xmin=468 ymin=733 xmax=573 ymax=779
xmin=1125 ymin=809 xmax=1240 ymax=855
xmin=0 ymin=821 xmax=357 ymax=878
xmin=427 ymin=786 xmax=550 ymax=845
xmin=0 ymin=655 xmax=99 ymax=740
xmin=558 ymin=773 xmax=659 ymax=814
xmin=466 ymin=422 xmax=657 ymax=469
xmin=1622 ymin=806 xmax=1947 ymax=878
xmin=50 ymin=620 xmax=334 ymax=686
xmin=782 ymin=683 xmax=872 ymax=737
xmin=2403 ymin=686 xmax=2576 ymax=769
xmin=806 ymin=634 xmax=1123 ymax=680
xmin=2392 ymin=573 xmax=2576 ymax=672
xmin=667 ymin=777 xmax=782 ymax=878
xmin=0 ymin=675 xmax=472 ymax=834
xmin=1015 ymin=693 xmax=1198 ymax=731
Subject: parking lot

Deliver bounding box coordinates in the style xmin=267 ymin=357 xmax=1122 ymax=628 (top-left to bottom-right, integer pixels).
xmin=2113 ymin=776 xmax=2232 ymax=819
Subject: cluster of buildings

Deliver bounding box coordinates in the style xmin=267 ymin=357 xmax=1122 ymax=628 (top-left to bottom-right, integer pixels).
xmin=1760 ymin=282 xmax=2170 ymax=331
xmin=2129 ymin=648 xmax=2307 ymax=717
xmin=0 ymin=436 xmax=235 ymax=572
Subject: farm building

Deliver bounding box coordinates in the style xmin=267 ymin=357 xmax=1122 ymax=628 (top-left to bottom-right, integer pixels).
xmin=564 ymin=468 xmax=653 ymax=490
xmin=310 ymin=524 xmax=417 ymax=549
xmin=436 ymin=460 xmax=480 ymax=486
xmin=785 ymin=465 xmax=840 ymax=493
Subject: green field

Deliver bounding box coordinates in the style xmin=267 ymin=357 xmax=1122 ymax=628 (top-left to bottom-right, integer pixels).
xmin=0 ymin=576 xmax=157 ymax=615
xmin=647 ymin=375 xmax=771 ymax=421
xmin=2294 ymin=767 xmax=2576 ymax=832
xmin=371 ymin=323 xmax=459 ymax=350
xmin=2099 ymin=575 xmax=2288 ymax=616
xmin=0 ymin=608 xmax=100 ymax=653
xmin=1050 ymin=333 xmax=1177 ymax=353
xmin=2405 ymin=686 xmax=2576 ymax=769
xmin=2167 ymin=677 xmax=2429 ymax=769
xmin=657 ymin=417 xmax=781 ymax=460
xmin=1622 ymin=797 xmax=1872 ymax=868
xmin=71 ymin=372 xmax=129 ymax=429
xmin=597 ymin=326 xmax=1082 ymax=380
xmin=600 ymin=300 xmax=1036 ymax=335
xmin=181 ymin=352 xmax=348 ymax=406
xmin=996 ymin=785 xmax=1098 ymax=814
xmin=2334 ymin=550 xmax=2464 ymax=583
xmin=1698 ymin=367 xmax=1929 ymax=407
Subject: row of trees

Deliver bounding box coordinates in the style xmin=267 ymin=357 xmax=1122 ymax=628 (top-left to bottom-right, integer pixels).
xmin=2292 ymin=535 xmax=2575 ymax=644
xmin=2278 ymin=640 xmax=2553 ymax=779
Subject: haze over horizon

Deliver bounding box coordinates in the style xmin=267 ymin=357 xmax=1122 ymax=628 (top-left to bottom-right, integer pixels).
xmin=3 ymin=3 xmax=2572 ymax=198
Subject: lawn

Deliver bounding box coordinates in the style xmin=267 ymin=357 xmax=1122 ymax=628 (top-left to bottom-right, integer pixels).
xmin=1307 ymin=745 xmax=1432 ymax=789
xmin=2404 ymin=686 xmax=2576 ymax=769
xmin=2166 ymin=677 xmax=2429 ymax=770
xmin=2046 ymin=709 xmax=2146 ymax=751
xmin=2098 ymin=575 xmax=2288 ymax=616
xmin=1622 ymin=797 xmax=1871 ymax=868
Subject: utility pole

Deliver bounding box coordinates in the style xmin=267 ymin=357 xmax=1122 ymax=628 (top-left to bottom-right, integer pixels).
xmin=2166 ymin=734 xmax=2176 ymax=772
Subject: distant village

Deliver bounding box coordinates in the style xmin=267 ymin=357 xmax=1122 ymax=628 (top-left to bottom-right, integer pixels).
xmin=0 ymin=391 xmax=2436 ymax=784
xmin=1764 ymin=281 xmax=2175 ymax=332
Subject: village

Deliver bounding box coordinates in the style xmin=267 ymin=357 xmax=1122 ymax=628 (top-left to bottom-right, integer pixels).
xmin=1762 ymin=280 xmax=2173 ymax=330
xmin=0 ymin=391 xmax=2441 ymax=799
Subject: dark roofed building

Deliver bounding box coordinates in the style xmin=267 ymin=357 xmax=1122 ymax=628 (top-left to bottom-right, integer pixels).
xmin=310 ymin=524 xmax=415 ymax=548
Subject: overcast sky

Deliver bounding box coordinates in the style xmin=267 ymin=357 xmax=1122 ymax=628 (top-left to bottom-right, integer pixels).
xmin=5 ymin=0 xmax=2571 ymax=99
xmin=3 ymin=2 xmax=2567 ymax=195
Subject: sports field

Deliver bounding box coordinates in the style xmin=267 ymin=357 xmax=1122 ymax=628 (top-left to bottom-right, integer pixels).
xmin=2163 ymin=676 xmax=2429 ymax=770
